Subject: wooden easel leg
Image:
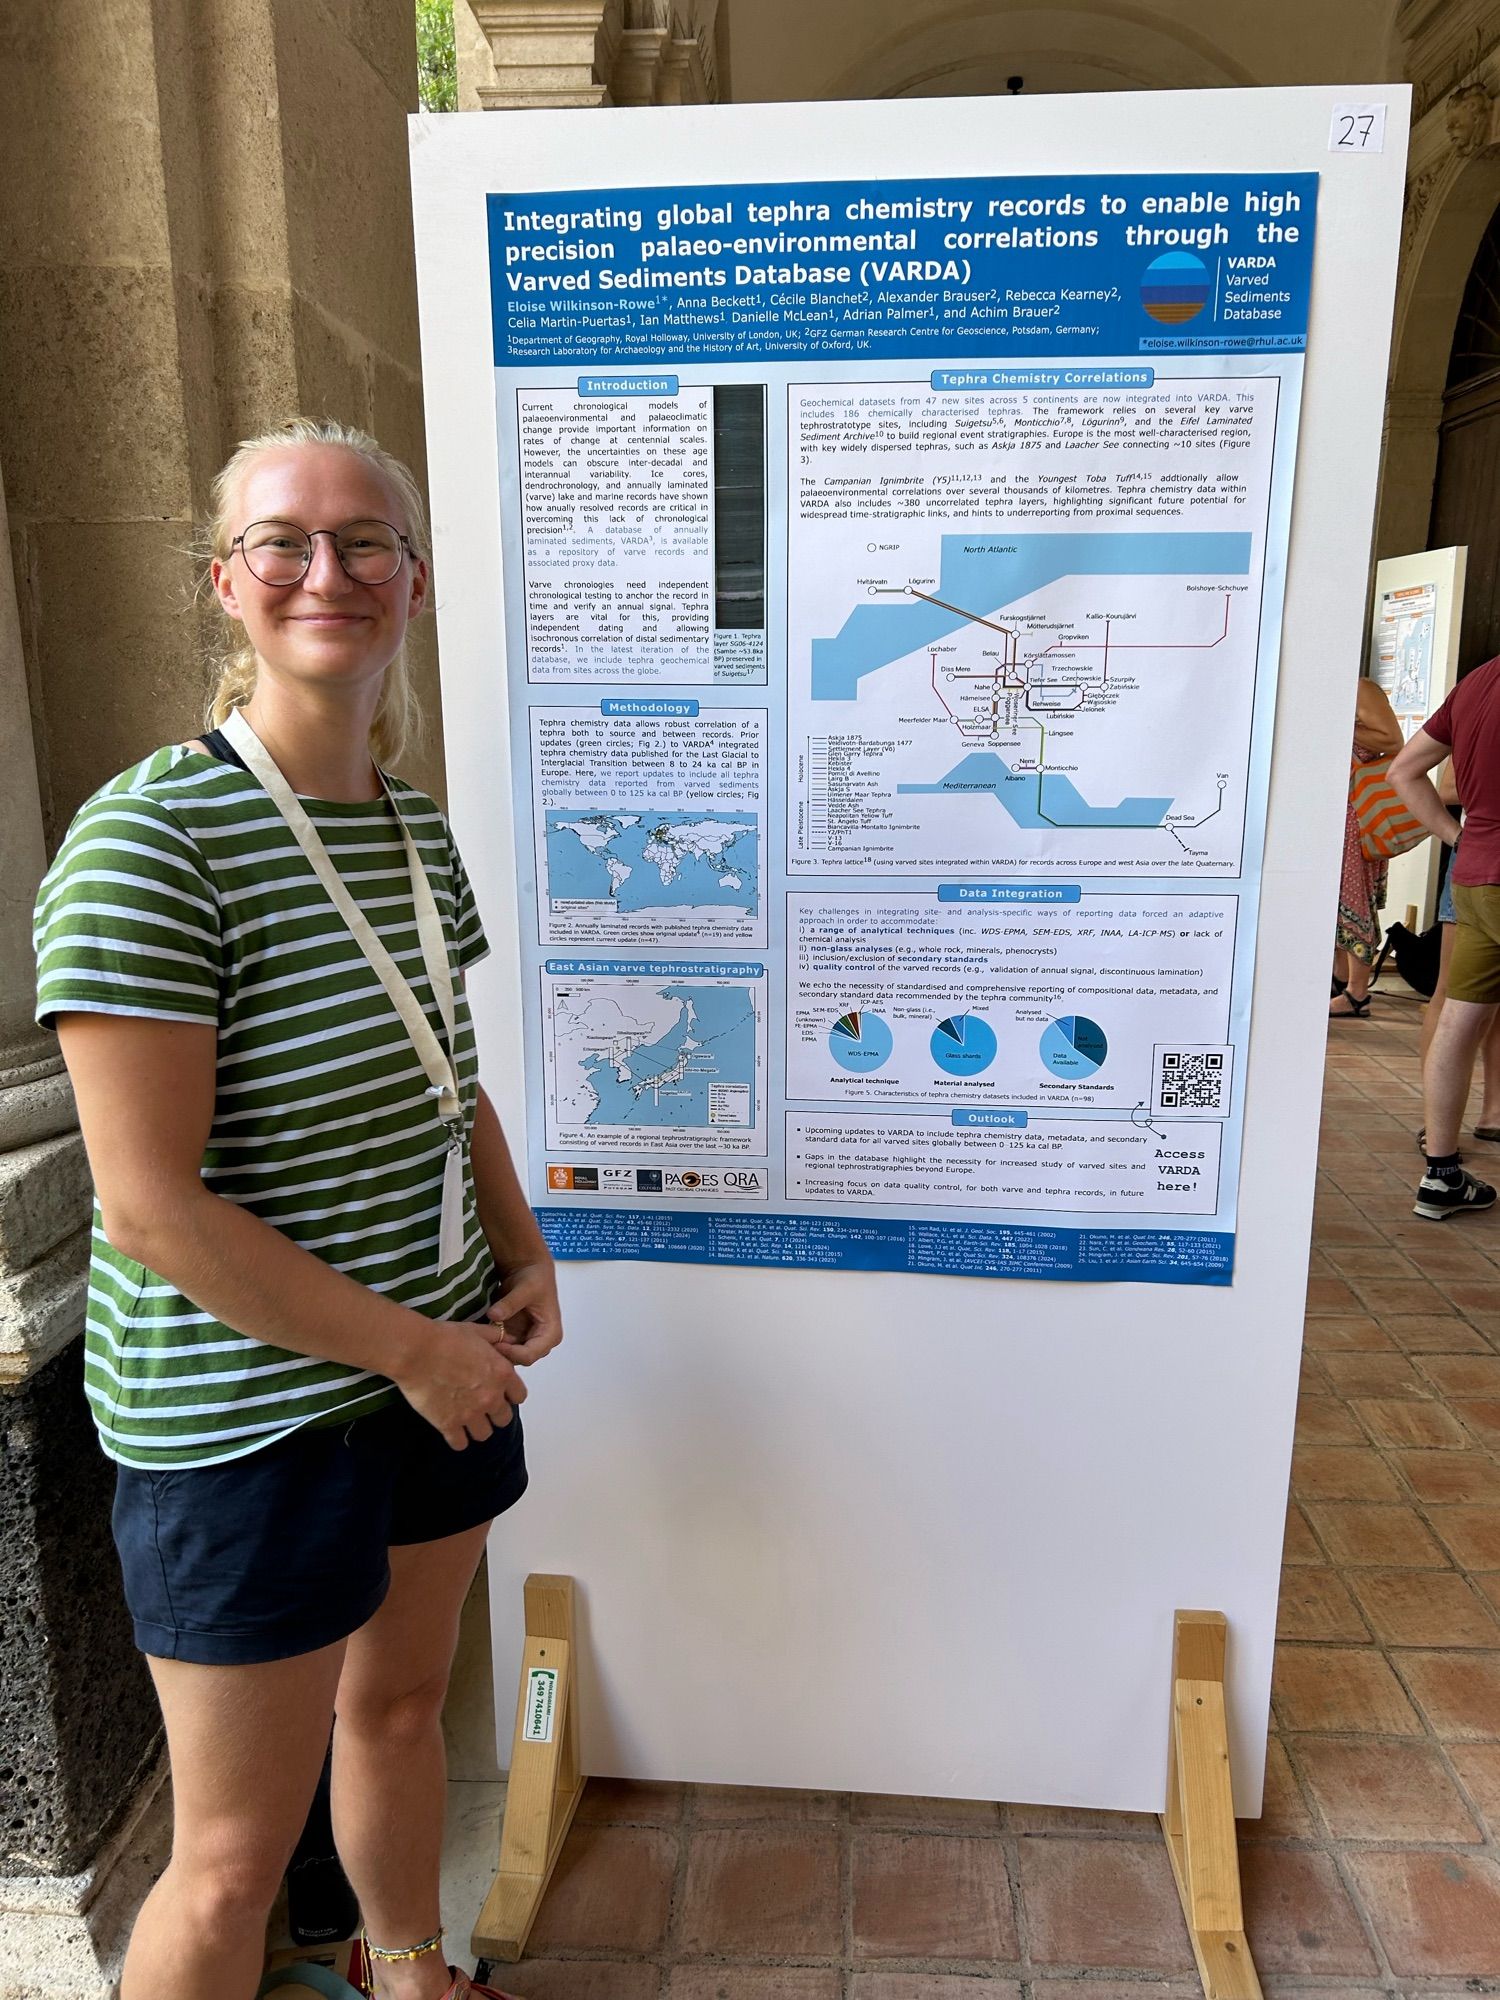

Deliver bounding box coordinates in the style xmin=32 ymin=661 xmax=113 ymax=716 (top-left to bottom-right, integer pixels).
xmin=471 ymin=1574 xmax=586 ymax=1966
xmin=1159 ymin=1610 xmax=1263 ymax=2000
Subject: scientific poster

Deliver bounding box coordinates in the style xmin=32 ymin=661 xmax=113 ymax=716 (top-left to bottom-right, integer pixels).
xmin=1371 ymin=579 xmax=1437 ymax=723
xmin=489 ymin=172 xmax=1316 ymax=1285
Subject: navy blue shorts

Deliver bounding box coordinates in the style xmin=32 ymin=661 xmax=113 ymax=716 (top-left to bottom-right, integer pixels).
xmin=111 ymin=1396 xmax=527 ymax=1665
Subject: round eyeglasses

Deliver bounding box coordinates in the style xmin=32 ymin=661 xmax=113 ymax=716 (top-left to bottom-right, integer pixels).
xmin=230 ymin=518 xmax=413 ymax=587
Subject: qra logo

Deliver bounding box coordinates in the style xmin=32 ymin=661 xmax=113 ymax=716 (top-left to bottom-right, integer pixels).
xmin=653 ymin=1167 xmax=768 ymax=1199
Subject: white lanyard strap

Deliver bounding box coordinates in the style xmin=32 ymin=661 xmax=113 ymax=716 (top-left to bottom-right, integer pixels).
xmin=224 ymin=706 xmax=459 ymax=1118
xmin=223 ymin=708 xmax=468 ymax=1272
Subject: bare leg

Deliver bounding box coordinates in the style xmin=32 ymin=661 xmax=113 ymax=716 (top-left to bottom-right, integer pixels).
xmin=121 ymin=1644 xmax=344 ymax=2000
xmin=1419 ymin=922 xmax=1457 ymax=1068
xmin=1331 ymin=950 xmax=1374 ymax=1014
xmin=333 ymin=1520 xmax=492 ymax=2000
xmin=1424 ymin=998 xmax=1499 ymax=1158
xmin=1478 ymin=1009 xmax=1500 ymax=1130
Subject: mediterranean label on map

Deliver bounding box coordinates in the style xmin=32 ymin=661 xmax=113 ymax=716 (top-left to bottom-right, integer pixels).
xmin=523 ymin=1666 xmax=558 ymax=1744
xmin=488 ymin=173 xmax=1319 ymax=1286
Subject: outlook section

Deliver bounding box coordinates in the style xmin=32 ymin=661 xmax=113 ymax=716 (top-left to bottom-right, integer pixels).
xmin=786 ymin=1108 xmax=1224 ymax=1217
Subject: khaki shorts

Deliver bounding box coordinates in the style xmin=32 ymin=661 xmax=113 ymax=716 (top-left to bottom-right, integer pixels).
xmin=1449 ymin=885 xmax=1500 ymax=1005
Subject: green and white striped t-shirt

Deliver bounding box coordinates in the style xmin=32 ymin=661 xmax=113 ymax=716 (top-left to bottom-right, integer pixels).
xmin=33 ymin=743 xmax=497 ymax=1469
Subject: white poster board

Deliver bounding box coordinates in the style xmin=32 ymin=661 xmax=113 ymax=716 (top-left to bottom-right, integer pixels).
xmin=1368 ymin=545 xmax=1467 ymax=930
xmin=410 ymin=86 xmax=1408 ymax=1813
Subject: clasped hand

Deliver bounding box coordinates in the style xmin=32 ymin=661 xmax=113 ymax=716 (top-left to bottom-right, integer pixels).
xmin=397 ymin=1258 xmax=564 ymax=1450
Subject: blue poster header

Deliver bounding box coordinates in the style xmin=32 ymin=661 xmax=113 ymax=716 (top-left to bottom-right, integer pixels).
xmin=488 ymin=173 xmax=1317 ymax=367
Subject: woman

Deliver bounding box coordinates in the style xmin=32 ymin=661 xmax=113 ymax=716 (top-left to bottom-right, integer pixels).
xmin=1330 ymin=674 xmax=1404 ymax=1018
xmin=32 ymin=418 xmax=555 ymax=2000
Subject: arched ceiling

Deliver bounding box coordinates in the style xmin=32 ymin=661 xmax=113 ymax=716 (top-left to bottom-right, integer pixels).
xmin=723 ymin=0 xmax=1399 ymax=106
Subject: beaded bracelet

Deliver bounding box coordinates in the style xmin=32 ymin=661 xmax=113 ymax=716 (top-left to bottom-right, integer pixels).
xmin=362 ymin=1924 xmax=445 ymax=1963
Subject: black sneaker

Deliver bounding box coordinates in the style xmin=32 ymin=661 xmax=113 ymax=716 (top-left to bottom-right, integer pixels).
xmin=1413 ymin=1168 xmax=1498 ymax=1221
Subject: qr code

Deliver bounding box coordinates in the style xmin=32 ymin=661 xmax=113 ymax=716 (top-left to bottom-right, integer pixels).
xmin=1153 ymin=1045 xmax=1232 ymax=1117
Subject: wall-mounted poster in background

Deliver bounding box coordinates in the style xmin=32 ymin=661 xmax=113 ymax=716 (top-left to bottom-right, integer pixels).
xmin=1367 ymin=543 xmax=1467 ymax=928
xmin=489 ymin=174 xmax=1316 ymax=1287
xmin=1373 ymin=579 xmax=1438 ymax=720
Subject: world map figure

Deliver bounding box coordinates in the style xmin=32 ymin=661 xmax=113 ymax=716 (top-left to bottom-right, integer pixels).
xmin=546 ymin=809 xmax=759 ymax=917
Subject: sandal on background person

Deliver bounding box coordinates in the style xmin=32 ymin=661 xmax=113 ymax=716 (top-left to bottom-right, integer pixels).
xmin=1328 ymin=991 xmax=1371 ymax=1018
xmin=435 ymin=1974 xmax=526 ymax=2000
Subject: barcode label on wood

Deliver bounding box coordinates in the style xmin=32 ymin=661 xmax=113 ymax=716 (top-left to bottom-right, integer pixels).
xmin=524 ymin=1666 xmax=558 ymax=1742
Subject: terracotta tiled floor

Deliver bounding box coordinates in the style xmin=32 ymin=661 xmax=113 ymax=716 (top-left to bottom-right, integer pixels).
xmin=475 ymin=989 xmax=1500 ymax=1996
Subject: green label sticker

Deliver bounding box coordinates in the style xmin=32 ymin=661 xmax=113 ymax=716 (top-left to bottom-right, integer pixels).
xmin=523 ymin=1666 xmax=558 ymax=1743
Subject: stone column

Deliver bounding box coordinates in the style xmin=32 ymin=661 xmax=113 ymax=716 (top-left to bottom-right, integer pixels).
xmin=465 ymin=0 xmax=717 ymax=109
xmin=654 ymin=29 xmax=711 ymax=105
xmin=470 ymin=0 xmax=624 ymax=108
xmin=0 ymin=435 xmax=88 ymax=1392
xmin=613 ymin=11 xmax=671 ymax=106
xmin=0 ymin=452 xmax=165 ymax=1997
xmin=0 ymin=1 xmax=448 ymax=1987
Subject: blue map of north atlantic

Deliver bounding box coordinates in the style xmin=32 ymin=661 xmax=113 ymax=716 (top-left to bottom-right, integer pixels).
xmin=546 ymin=810 xmax=759 ymax=917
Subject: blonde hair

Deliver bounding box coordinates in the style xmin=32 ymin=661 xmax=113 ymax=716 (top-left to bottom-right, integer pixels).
xmin=203 ymin=417 xmax=429 ymax=768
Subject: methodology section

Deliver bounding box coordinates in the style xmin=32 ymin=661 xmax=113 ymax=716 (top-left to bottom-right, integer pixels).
xmin=531 ymin=700 xmax=768 ymax=947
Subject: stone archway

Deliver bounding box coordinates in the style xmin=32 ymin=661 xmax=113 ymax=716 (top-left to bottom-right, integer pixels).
xmin=1379 ymin=90 xmax=1500 ymax=558
xmin=822 ymin=0 xmax=1253 ymax=101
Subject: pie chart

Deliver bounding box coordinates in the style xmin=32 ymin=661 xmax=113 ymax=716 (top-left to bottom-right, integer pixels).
xmin=930 ymin=1012 xmax=998 ymax=1077
xmin=829 ymin=1009 xmax=894 ymax=1073
xmin=1041 ymin=1015 xmax=1108 ymax=1078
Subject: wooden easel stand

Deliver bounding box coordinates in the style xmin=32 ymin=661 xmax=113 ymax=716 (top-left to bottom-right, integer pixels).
xmin=474 ymin=1588 xmax=1261 ymax=1996
xmin=472 ymin=1573 xmax=585 ymax=1966
xmin=1161 ymin=1609 xmax=1263 ymax=1999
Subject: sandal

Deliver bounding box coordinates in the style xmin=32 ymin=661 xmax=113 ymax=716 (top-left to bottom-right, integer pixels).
xmin=333 ymin=1963 xmax=526 ymax=2000
xmin=1328 ymin=992 xmax=1370 ymax=1018
xmin=1331 ymin=975 xmax=1347 ymax=997
xmin=1475 ymin=1127 xmax=1500 ymax=1143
